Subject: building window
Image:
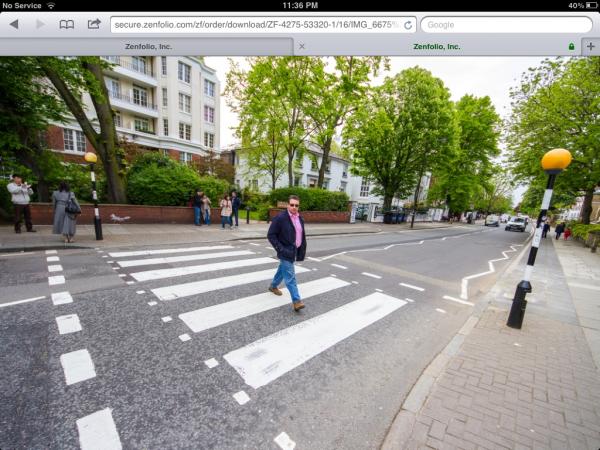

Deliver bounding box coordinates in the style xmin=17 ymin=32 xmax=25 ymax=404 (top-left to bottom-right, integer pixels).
xmin=106 ymin=78 xmax=120 ymax=99
xmin=251 ymin=179 xmax=259 ymax=191
xmin=204 ymin=105 xmax=215 ymax=123
xmin=325 ymin=158 xmax=331 ymax=173
xmin=178 ymin=62 xmax=191 ymax=83
xmin=104 ymin=56 xmax=120 ymax=64
xmin=310 ymin=156 xmax=318 ymax=171
xmin=163 ymin=119 xmax=169 ymax=136
xmin=179 ymin=151 xmax=193 ymax=164
xmin=322 ymin=180 xmax=329 ymax=190
xmin=63 ymin=129 xmax=86 ymax=153
xmin=162 ymin=88 xmax=168 ymax=107
xmin=161 ymin=57 xmax=167 ymax=75
xmin=342 ymin=164 xmax=348 ymax=178
xmin=179 ymin=123 xmax=191 ymax=141
xmin=360 ymin=178 xmax=370 ymax=197
xmin=308 ymin=178 xmax=317 ymax=188
xmin=204 ymin=132 xmax=214 ymax=148
xmin=179 ymin=93 xmax=191 ymax=113
xmin=204 ymin=79 xmax=215 ymax=97
xmin=294 ymin=175 xmax=301 ymax=186
xmin=132 ymin=85 xmax=148 ymax=107
xmin=340 ymin=181 xmax=347 ymax=192
xmin=114 ymin=111 xmax=122 ymax=127
xmin=134 ymin=117 xmax=150 ymax=132
xmin=131 ymin=56 xmax=147 ymax=75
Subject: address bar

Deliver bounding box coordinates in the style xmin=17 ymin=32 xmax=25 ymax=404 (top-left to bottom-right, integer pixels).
xmin=421 ymin=16 xmax=593 ymax=33
xmin=110 ymin=16 xmax=417 ymax=33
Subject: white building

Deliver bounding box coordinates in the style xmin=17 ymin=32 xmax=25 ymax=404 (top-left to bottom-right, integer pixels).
xmin=48 ymin=56 xmax=220 ymax=163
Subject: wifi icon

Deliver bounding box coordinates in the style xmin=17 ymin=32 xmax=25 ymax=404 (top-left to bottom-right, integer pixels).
xmin=47 ymin=2 xmax=55 ymax=9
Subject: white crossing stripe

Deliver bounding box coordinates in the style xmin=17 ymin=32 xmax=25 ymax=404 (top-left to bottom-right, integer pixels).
xmin=60 ymin=349 xmax=96 ymax=385
xmin=224 ymin=292 xmax=407 ymax=389
xmin=362 ymin=272 xmax=382 ymax=279
xmin=48 ymin=275 xmax=65 ymax=286
xmin=77 ymin=408 xmax=122 ymax=450
xmin=56 ymin=314 xmax=82 ymax=334
xmin=180 ymin=277 xmax=350 ymax=333
xmin=400 ymin=282 xmax=424 ymax=292
xmin=179 ymin=334 xmax=191 ymax=342
xmin=45 ymin=250 xmax=57 ymax=255
xmin=152 ymin=266 xmax=311 ymax=301
xmin=136 ymin=290 xmax=145 ymax=294
xmin=108 ymin=245 xmax=233 ymax=258
xmin=52 ymin=291 xmax=73 ymax=305
xmin=274 ymin=432 xmax=296 ymax=450
xmin=46 ymin=256 xmax=59 ymax=262
xmin=233 ymin=390 xmax=251 ymax=405
xmin=131 ymin=257 xmax=277 ymax=282
xmin=117 ymin=250 xmax=255 ymax=268
xmin=443 ymin=295 xmax=475 ymax=306
xmin=331 ymin=264 xmax=347 ymax=269
xmin=161 ymin=316 xmax=172 ymax=323
xmin=48 ymin=264 xmax=63 ymax=272
xmin=436 ymin=308 xmax=447 ymax=314
xmin=205 ymin=358 xmax=219 ymax=368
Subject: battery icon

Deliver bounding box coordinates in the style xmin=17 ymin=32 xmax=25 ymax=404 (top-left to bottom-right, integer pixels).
xmin=586 ymin=2 xmax=598 ymax=8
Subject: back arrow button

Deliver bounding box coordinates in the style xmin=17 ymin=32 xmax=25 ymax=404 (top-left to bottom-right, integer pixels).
xmin=10 ymin=19 xmax=19 ymax=29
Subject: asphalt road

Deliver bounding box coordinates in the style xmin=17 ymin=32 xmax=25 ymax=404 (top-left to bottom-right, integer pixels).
xmin=0 ymin=224 xmax=531 ymax=450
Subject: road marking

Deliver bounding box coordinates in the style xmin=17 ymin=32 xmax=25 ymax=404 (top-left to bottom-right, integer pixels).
xmin=126 ymin=281 xmax=135 ymax=285
xmin=405 ymin=298 xmax=415 ymax=303
xmin=46 ymin=256 xmax=59 ymax=262
xmin=130 ymin=257 xmax=276 ymax=282
xmin=136 ymin=290 xmax=145 ymax=294
xmin=118 ymin=274 xmax=126 ymax=278
xmin=307 ymin=257 xmax=321 ymax=262
xmin=117 ymin=250 xmax=254 ymax=268
xmin=52 ymin=291 xmax=73 ymax=305
xmin=56 ymin=314 xmax=82 ymax=334
xmin=48 ymin=275 xmax=65 ymax=286
xmin=179 ymin=334 xmax=191 ymax=342
xmin=224 ymin=292 xmax=407 ymax=389
xmin=152 ymin=266 xmax=310 ymax=301
xmin=107 ymin=260 xmax=113 ymax=263
xmin=205 ymin=358 xmax=219 ymax=368
xmin=60 ymin=349 xmax=96 ymax=385
xmin=77 ymin=408 xmax=122 ymax=450
xmin=362 ymin=272 xmax=382 ymax=279
xmin=352 ymin=281 xmax=359 ymax=284
xmin=274 ymin=432 xmax=296 ymax=450
xmin=0 ymin=296 xmax=46 ymax=308
xmin=45 ymin=250 xmax=57 ymax=254
xmin=48 ymin=265 xmax=63 ymax=272
xmin=375 ymin=289 xmax=383 ymax=292
xmin=108 ymin=245 xmax=233 ymax=258
xmin=312 ymin=268 xmax=318 ymax=271
xmin=331 ymin=274 xmax=338 ymax=277
xmin=249 ymin=243 xmax=261 ymax=246
xmin=233 ymin=390 xmax=251 ymax=405
xmin=102 ymin=256 xmax=108 ymax=258
xmin=161 ymin=316 xmax=172 ymax=323
xmin=436 ymin=308 xmax=446 ymax=314
xmin=331 ymin=264 xmax=347 ymax=269
xmin=180 ymin=277 xmax=350 ymax=333
xmin=400 ymin=283 xmax=424 ymax=292
xmin=441 ymin=237 xmax=447 ymax=241
xmin=443 ymin=295 xmax=475 ymax=306
xmin=147 ymin=301 xmax=157 ymax=306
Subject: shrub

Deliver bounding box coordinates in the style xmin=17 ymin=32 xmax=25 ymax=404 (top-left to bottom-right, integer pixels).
xmin=569 ymin=222 xmax=600 ymax=240
xmin=269 ymin=187 xmax=349 ymax=212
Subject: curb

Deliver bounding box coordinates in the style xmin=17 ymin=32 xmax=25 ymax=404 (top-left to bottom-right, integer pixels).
xmin=380 ymin=233 xmax=533 ymax=450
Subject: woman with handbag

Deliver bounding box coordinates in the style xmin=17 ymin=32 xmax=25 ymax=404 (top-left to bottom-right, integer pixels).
xmin=52 ymin=181 xmax=81 ymax=243
xmin=219 ymin=194 xmax=233 ymax=229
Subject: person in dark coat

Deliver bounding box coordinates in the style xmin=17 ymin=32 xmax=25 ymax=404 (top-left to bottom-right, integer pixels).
xmin=231 ymin=191 xmax=241 ymax=227
xmin=267 ymin=195 xmax=307 ymax=312
xmin=542 ymin=221 xmax=551 ymax=238
xmin=52 ymin=181 xmax=80 ymax=243
xmin=555 ymin=222 xmax=565 ymax=240
xmin=193 ymin=190 xmax=204 ymax=226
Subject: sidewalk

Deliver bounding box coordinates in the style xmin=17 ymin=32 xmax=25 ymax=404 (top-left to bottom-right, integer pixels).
xmin=383 ymin=236 xmax=600 ymax=449
xmin=0 ymin=221 xmax=455 ymax=252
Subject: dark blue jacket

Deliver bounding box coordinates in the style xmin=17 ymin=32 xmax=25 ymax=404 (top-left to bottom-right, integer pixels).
xmin=232 ymin=196 xmax=241 ymax=211
xmin=267 ymin=211 xmax=307 ymax=262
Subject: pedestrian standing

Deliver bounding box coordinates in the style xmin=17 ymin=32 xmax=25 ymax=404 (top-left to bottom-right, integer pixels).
xmin=231 ymin=191 xmax=241 ymax=227
xmin=202 ymin=194 xmax=212 ymax=225
xmin=267 ymin=195 xmax=307 ymax=312
xmin=220 ymin=194 xmax=232 ymax=229
xmin=52 ymin=181 xmax=80 ymax=243
xmin=193 ymin=190 xmax=204 ymax=226
xmin=555 ymin=222 xmax=565 ymax=240
xmin=542 ymin=221 xmax=551 ymax=238
xmin=7 ymin=175 xmax=36 ymax=233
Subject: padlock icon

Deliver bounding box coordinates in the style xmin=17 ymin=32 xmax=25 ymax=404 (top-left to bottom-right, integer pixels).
xmin=569 ymin=43 xmax=575 ymax=50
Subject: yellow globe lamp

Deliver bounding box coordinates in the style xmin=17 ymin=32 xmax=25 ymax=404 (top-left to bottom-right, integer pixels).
xmin=541 ymin=148 xmax=572 ymax=174
xmin=84 ymin=152 xmax=98 ymax=164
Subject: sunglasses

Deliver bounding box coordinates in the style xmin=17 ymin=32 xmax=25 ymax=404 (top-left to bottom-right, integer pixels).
xmin=289 ymin=204 xmax=299 ymax=207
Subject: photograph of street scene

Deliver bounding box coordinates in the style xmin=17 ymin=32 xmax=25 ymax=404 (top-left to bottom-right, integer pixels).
xmin=1 ymin=55 xmax=599 ymax=449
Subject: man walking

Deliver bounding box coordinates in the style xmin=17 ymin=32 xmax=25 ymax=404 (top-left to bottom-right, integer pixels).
xmin=542 ymin=221 xmax=551 ymax=238
xmin=231 ymin=191 xmax=241 ymax=227
xmin=7 ymin=175 xmax=36 ymax=234
xmin=267 ymin=195 xmax=307 ymax=312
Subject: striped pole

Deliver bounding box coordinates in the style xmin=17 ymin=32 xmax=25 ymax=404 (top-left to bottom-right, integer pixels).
xmin=507 ymin=173 xmax=556 ymax=328
xmin=90 ymin=163 xmax=103 ymax=240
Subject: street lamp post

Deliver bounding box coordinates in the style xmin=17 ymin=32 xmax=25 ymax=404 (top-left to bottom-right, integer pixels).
xmin=507 ymin=148 xmax=572 ymax=329
xmin=84 ymin=152 xmax=103 ymax=241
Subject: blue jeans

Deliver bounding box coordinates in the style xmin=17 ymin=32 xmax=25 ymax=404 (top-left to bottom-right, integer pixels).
xmin=271 ymin=259 xmax=301 ymax=303
xmin=204 ymin=211 xmax=211 ymax=225
xmin=232 ymin=208 xmax=239 ymax=226
xmin=194 ymin=206 xmax=202 ymax=225
xmin=221 ymin=215 xmax=232 ymax=228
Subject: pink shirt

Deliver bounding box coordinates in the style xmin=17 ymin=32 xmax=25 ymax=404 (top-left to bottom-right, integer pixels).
xmin=289 ymin=211 xmax=303 ymax=248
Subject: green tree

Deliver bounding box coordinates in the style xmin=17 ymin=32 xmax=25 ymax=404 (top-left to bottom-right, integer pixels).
xmin=344 ymin=67 xmax=457 ymax=213
xmin=507 ymin=57 xmax=600 ymax=224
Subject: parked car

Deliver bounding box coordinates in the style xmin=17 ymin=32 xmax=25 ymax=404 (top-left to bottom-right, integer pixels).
xmin=505 ymin=217 xmax=527 ymax=232
xmin=485 ymin=215 xmax=500 ymax=227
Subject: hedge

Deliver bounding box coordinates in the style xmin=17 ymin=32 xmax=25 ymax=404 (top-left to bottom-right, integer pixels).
xmin=269 ymin=187 xmax=349 ymax=212
xmin=568 ymin=222 xmax=600 ymax=241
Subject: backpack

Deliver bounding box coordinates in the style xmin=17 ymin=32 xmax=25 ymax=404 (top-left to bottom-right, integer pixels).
xmin=65 ymin=192 xmax=81 ymax=215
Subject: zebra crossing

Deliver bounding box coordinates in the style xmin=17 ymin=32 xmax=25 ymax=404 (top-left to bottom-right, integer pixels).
xmin=106 ymin=242 xmax=426 ymax=391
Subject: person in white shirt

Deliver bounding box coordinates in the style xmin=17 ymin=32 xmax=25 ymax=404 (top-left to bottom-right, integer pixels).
xmin=7 ymin=175 xmax=36 ymax=234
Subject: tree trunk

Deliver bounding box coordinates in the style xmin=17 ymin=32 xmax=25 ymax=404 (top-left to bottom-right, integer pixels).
xmin=580 ymin=188 xmax=594 ymax=225
xmin=317 ymin=136 xmax=333 ymax=188
xmin=410 ymin=170 xmax=423 ymax=229
xmin=287 ymin=147 xmax=294 ymax=188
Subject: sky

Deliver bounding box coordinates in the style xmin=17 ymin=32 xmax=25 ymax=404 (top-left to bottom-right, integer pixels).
xmin=205 ymin=56 xmax=549 ymax=205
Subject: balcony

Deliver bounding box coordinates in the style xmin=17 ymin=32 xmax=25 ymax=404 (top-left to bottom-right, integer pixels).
xmin=103 ymin=57 xmax=158 ymax=88
xmin=108 ymin=91 xmax=159 ymax=118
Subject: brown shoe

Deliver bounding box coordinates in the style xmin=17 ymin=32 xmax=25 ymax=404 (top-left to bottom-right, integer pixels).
xmin=268 ymin=286 xmax=283 ymax=296
xmin=293 ymin=301 xmax=305 ymax=312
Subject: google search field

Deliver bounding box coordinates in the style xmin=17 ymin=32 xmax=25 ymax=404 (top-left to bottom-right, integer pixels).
xmin=421 ymin=16 xmax=593 ymax=33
